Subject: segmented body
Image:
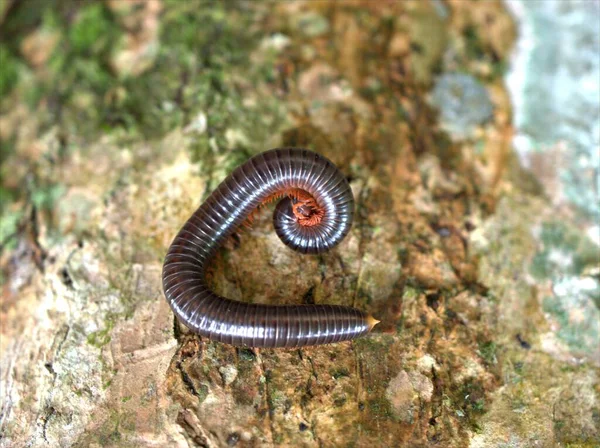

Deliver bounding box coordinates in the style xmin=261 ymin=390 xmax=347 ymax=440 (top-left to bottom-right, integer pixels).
xmin=162 ymin=148 xmax=376 ymax=348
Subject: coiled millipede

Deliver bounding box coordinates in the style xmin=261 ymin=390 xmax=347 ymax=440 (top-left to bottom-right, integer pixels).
xmin=162 ymin=148 xmax=379 ymax=348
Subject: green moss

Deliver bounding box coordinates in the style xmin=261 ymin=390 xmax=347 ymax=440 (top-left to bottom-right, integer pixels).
xmin=87 ymin=328 xmax=112 ymax=348
xmin=295 ymin=11 xmax=330 ymax=38
xmin=542 ymin=295 xmax=568 ymax=323
xmin=196 ymin=383 xmax=209 ymax=403
xmin=92 ymin=408 xmax=137 ymax=446
xmin=477 ymin=340 xmax=498 ymax=366
xmin=86 ymin=313 xmax=124 ymax=349
xmin=0 ymin=208 xmax=22 ymax=250
xmin=69 ymin=4 xmax=117 ymax=55
xmin=402 ymin=286 xmax=422 ymax=301
xmin=31 ymin=184 xmax=66 ymax=211
xmin=510 ymin=389 xmax=527 ymax=413
xmin=331 ymin=367 xmax=351 ymax=379
xmin=367 ymin=396 xmax=396 ymax=420
xmin=463 ymin=25 xmax=486 ymax=60
xmin=238 ymin=348 xmax=257 ymax=362
xmin=155 ymin=1 xmax=288 ymax=173
xmin=0 ymin=45 xmax=19 ymax=97
xmin=353 ymin=333 xmax=395 ymax=353
xmin=491 ymin=59 xmax=508 ymax=79
xmin=454 ymin=379 xmax=488 ymax=425
xmin=268 ymin=389 xmax=288 ymax=411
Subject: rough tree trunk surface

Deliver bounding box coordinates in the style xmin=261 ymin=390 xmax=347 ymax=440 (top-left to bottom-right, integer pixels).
xmin=1 ymin=1 xmax=598 ymax=447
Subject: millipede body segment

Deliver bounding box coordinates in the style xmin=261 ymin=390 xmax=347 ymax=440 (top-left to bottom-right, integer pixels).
xmin=162 ymin=148 xmax=378 ymax=348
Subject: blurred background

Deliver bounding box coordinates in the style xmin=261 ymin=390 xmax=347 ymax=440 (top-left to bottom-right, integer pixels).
xmin=1 ymin=1 xmax=598 ymax=447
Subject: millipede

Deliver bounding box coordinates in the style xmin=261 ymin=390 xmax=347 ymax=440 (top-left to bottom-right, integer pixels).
xmin=162 ymin=147 xmax=379 ymax=348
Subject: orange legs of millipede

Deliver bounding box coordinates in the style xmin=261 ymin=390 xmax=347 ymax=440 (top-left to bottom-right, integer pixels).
xmin=243 ymin=188 xmax=326 ymax=229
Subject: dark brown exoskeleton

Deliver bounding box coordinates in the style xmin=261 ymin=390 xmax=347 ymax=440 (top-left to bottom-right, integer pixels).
xmin=162 ymin=148 xmax=378 ymax=348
